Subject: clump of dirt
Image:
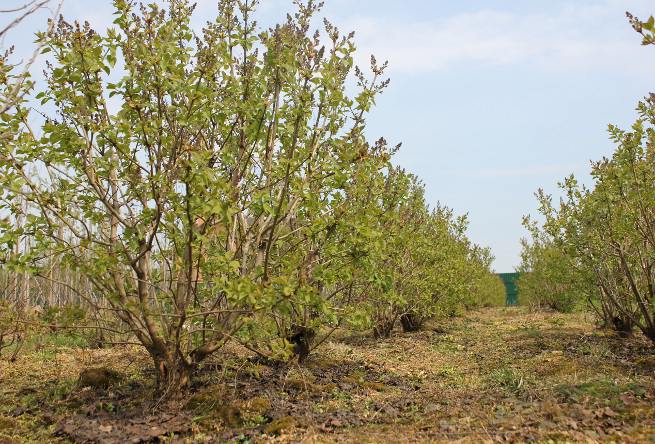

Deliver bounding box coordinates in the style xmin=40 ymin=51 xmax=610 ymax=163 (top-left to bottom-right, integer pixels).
xmin=264 ymin=415 xmax=297 ymax=435
xmin=78 ymin=367 xmax=122 ymax=389
xmin=344 ymin=369 xmax=388 ymax=391
xmin=184 ymin=385 xmax=226 ymax=411
xmin=0 ymin=415 xmax=17 ymax=430
xmin=241 ymin=396 xmax=271 ymax=416
xmin=635 ymin=355 xmax=655 ymax=372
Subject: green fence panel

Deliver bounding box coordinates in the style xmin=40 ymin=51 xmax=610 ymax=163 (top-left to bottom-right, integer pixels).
xmin=497 ymin=273 xmax=520 ymax=306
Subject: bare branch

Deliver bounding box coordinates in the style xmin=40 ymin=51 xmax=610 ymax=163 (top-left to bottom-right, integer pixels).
xmin=0 ymin=0 xmax=63 ymax=114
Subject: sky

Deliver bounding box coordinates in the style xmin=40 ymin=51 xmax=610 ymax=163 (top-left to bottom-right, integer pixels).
xmin=3 ymin=0 xmax=655 ymax=272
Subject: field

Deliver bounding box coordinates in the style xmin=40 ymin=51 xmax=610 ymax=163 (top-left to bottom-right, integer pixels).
xmin=1 ymin=307 xmax=654 ymax=443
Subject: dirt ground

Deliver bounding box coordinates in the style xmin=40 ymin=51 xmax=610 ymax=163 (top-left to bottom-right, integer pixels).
xmin=1 ymin=307 xmax=654 ymax=443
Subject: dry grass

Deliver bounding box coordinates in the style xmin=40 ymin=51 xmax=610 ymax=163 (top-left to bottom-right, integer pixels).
xmin=1 ymin=307 xmax=654 ymax=443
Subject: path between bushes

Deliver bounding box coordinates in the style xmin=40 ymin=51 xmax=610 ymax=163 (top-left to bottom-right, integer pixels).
xmin=1 ymin=307 xmax=655 ymax=443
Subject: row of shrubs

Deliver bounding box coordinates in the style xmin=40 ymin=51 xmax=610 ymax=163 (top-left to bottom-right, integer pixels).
xmin=0 ymin=0 xmax=505 ymax=394
xmin=516 ymin=12 xmax=655 ymax=343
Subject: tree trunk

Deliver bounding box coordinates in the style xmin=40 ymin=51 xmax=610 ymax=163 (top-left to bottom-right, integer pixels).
xmin=373 ymin=318 xmax=395 ymax=339
xmin=641 ymin=325 xmax=655 ymax=344
xmin=287 ymin=325 xmax=315 ymax=363
xmin=612 ymin=316 xmax=634 ymax=337
xmin=152 ymin=351 xmax=193 ymax=399
xmin=400 ymin=313 xmax=423 ymax=332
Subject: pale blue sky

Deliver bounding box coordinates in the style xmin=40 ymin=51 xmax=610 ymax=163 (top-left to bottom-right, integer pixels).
xmin=4 ymin=0 xmax=655 ymax=271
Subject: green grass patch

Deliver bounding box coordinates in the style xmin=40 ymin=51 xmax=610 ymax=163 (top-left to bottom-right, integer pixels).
xmin=488 ymin=367 xmax=527 ymax=393
xmin=555 ymin=378 xmax=646 ymax=404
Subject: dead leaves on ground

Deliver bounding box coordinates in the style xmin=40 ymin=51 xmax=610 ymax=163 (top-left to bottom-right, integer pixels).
xmin=55 ymin=412 xmax=192 ymax=444
xmin=1 ymin=308 xmax=655 ymax=443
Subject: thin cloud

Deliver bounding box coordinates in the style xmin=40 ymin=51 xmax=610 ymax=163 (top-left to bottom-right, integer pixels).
xmin=344 ymin=0 xmax=655 ymax=75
